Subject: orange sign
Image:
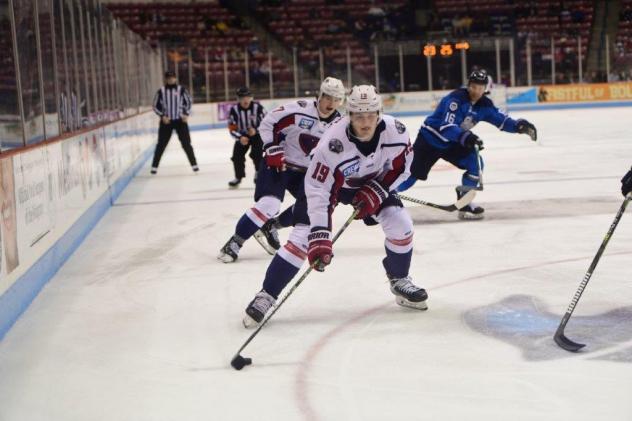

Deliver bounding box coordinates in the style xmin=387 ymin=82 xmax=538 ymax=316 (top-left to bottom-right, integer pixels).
xmin=538 ymin=82 xmax=632 ymax=102
xmin=423 ymin=44 xmax=436 ymax=57
xmin=440 ymin=44 xmax=453 ymax=56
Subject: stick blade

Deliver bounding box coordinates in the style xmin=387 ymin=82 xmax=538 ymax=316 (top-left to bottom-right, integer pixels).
xmin=455 ymin=189 xmax=477 ymax=210
xmin=554 ymin=332 xmax=586 ymax=352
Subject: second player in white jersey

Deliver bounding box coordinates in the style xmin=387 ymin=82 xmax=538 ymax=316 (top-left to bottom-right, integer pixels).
xmin=242 ymin=85 xmax=428 ymax=328
xmin=259 ymin=100 xmax=333 ymax=171
xmin=218 ymin=77 xmax=345 ymax=263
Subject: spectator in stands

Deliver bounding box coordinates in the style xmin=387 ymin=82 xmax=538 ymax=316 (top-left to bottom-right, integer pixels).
xmin=250 ymin=61 xmax=266 ymax=85
xmin=354 ymin=19 xmax=370 ymax=41
xmin=260 ymin=59 xmax=271 ymax=78
xmin=452 ymin=15 xmax=463 ymax=36
xmin=247 ymin=36 xmax=263 ymax=58
xmin=327 ymin=21 xmax=341 ymax=34
xmin=571 ymin=9 xmax=585 ymax=23
xmin=461 ymin=14 xmax=473 ymax=36
xmin=216 ymin=21 xmax=229 ymax=35
xmin=368 ymin=3 xmax=386 ymax=17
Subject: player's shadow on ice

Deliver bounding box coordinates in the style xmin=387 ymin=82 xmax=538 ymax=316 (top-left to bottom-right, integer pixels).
xmin=409 ymin=196 xmax=622 ymax=224
xmin=463 ymin=294 xmax=632 ymax=362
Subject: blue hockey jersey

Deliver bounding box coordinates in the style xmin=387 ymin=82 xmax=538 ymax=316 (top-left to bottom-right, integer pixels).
xmin=420 ymin=88 xmax=518 ymax=150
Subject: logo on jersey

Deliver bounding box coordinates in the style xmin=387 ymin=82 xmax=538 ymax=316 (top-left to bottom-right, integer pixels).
xmin=394 ymin=119 xmax=406 ymax=134
xmin=460 ymin=116 xmax=475 ymax=130
xmin=342 ymin=161 xmax=360 ymax=177
xmin=328 ymin=138 xmax=343 ymax=153
xmin=449 ymin=101 xmax=458 ymax=111
xmin=298 ymin=133 xmax=320 ymax=155
xmin=298 ymin=118 xmax=315 ymax=130
xmin=297 ymin=100 xmax=307 ymax=108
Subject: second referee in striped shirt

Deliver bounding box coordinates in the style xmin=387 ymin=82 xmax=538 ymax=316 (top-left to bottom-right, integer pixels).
xmin=227 ymin=87 xmax=266 ymax=188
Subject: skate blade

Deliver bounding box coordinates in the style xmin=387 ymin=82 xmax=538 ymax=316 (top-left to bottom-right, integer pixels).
xmin=217 ymin=252 xmax=237 ymax=263
xmin=242 ymin=314 xmax=260 ymax=329
xmin=253 ymin=231 xmax=276 ymax=255
xmin=458 ymin=212 xmax=484 ymax=221
xmin=395 ymin=296 xmax=428 ymax=310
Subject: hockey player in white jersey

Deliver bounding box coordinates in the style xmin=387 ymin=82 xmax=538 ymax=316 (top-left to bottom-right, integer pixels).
xmin=218 ymin=77 xmax=345 ymax=262
xmin=243 ymin=85 xmax=427 ymax=327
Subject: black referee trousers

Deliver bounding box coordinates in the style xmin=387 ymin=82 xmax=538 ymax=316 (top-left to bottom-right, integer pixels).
xmin=231 ymin=134 xmax=262 ymax=179
xmin=152 ymin=119 xmax=198 ymax=168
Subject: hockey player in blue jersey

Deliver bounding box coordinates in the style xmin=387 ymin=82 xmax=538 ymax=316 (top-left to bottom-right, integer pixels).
xmin=397 ymin=69 xmax=537 ymax=220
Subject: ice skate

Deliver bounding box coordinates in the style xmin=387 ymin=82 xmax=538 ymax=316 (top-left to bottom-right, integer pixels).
xmin=228 ymin=178 xmax=242 ymax=188
xmin=243 ymin=290 xmax=276 ymax=328
xmin=150 ymin=167 xmax=157 ymax=175
xmin=456 ymin=187 xmax=484 ymax=220
xmin=253 ymin=218 xmax=281 ymax=255
xmin=217 ymin=235 xmax=243 ymax=263
xmin=389 ymin=275 xmax=428 ymax=310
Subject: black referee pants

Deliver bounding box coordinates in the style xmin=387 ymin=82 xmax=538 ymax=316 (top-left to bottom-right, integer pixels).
xmin=231 ymin=134 xmax=262 ymax=179
xmin=152 ymin=119 xmax=198 ymax=168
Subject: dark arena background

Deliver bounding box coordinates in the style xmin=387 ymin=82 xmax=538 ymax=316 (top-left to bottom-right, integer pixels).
xmin=0 ymin=1 xmax=631 ymax=420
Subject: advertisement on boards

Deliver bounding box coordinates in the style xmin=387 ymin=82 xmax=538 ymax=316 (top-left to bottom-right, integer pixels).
xmin=537 ymin=82 xmax=632 ymax=103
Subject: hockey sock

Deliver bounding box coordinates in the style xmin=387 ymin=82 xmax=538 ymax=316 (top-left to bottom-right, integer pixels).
xmin=277 ymin=206 xmax=294 ymax=228
xmin=262 ymin=255 xmax=301 ymax=298
xmin=235 ymin=214 xmax=261 ymax=240
xmin=461 ymin=172 xmax=480 ymax=188
xmin=382 ymin=248 xmax=412 ymax=279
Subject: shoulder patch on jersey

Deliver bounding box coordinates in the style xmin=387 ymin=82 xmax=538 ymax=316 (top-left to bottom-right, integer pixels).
xmin=449 ymin=101 xmax=458 ymax=111
xmin=298 ymin=118 xmax=315 ymax=130
xmin=296 ymin=100 xmax=307 ymax=108
xmin=328 ymin=138 xmax=343 ymax=153
xmin=394 ymin=119 xmax=406 ymax=134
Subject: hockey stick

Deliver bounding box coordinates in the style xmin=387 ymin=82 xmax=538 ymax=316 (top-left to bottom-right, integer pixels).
xmin=397 ymin=189 xmax=476 ymax=212
xmin=231 ymin=208 xmax=360 ymax=370
xmin=554 ymin=192 xmax=632 ymax=352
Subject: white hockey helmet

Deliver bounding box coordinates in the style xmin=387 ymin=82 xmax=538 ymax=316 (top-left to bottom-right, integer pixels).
xmin=319 ymin=77 xmax=346 ymax=100
xmin=346 ymin=85 xmax=382 ymax=114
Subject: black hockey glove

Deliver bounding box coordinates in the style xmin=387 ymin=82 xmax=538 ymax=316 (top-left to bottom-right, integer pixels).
xmin=622 ymin=167 xmax=632 ymax=197
xmin=516 ymin=119 xmax=537 ymax=141
xmin=459 ymin=131 xmax=484 ymax=151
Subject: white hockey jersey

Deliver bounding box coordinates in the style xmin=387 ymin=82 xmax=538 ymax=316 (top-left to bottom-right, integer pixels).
xmin=258 ymin=99 xmax=340 ymax=170
xmin=305 ymin=115 xmax=413 ymax=230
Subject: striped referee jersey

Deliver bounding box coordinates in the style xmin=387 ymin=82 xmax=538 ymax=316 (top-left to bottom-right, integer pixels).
xmin=153 ymin=85 xmax=192 ymax=120
xmin=228 ymin=101 xmax=266 ymax=140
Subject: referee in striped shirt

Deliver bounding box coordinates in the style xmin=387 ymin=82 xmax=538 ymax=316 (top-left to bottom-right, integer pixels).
xmin=150 ymin=71 xmax=199 ymax=174
xmin=227 ymin=87 xmax=266 ymax=187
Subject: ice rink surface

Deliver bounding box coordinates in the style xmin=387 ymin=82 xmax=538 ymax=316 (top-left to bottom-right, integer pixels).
xmin=0 ymin=107 xmax=631 ymax=421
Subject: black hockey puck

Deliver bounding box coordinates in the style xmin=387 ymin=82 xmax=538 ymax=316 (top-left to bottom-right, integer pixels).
xmin=231 ymin=355 xmax=253 ymax=370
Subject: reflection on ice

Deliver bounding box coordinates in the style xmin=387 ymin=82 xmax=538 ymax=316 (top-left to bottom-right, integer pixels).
xmin=464 ymin=294 xmax=632 ymax=362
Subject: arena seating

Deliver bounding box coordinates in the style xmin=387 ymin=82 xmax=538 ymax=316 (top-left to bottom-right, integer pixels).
xmin=255 ymin=0 xmax=408 ymax=80
xmin=617 ymin=0 xmax=632 ymax=57
xmin=106 ymin=1 xmax=293 ymax=98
